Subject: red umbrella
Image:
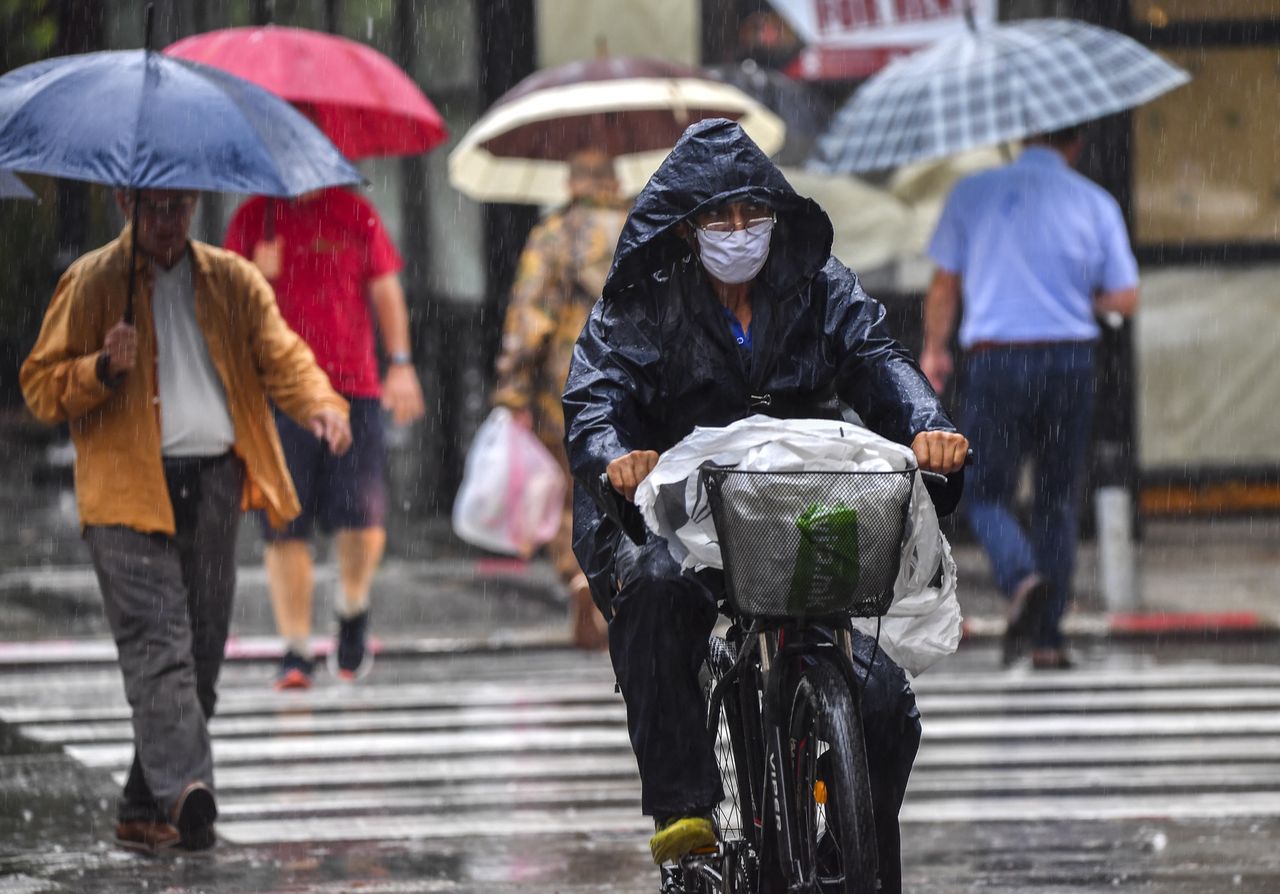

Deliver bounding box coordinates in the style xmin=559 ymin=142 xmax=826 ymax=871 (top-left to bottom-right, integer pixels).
xmin=165 ymin=25 xmax=446 ymax=160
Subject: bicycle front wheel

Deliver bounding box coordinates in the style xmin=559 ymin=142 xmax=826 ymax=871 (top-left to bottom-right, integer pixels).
xmin=787 ymin=660 xmax=878 ymax=894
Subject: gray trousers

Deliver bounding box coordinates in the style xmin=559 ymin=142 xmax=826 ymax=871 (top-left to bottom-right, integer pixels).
xmin=84 ymin=453 xmax=242 ymax=821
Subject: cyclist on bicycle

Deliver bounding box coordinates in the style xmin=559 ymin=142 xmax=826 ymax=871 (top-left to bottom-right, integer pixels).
xmin=563 ymin=119 xmax=968 ymax=893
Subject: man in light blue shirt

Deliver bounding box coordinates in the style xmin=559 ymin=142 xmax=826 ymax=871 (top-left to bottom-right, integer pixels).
xmin=921 ymin=125 xmax=1139 ymax=670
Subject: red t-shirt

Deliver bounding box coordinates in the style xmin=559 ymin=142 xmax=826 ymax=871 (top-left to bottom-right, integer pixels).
xmin=225 ymin=188 xmax=403 ymax=398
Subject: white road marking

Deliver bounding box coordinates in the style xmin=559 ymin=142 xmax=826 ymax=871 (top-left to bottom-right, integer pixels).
xmin=5 ymin=653 xmax=1280 ymax=843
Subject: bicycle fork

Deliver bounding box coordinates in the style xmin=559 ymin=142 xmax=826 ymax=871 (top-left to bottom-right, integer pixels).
xmin=759 ymin=630 xmax=807 ymax=887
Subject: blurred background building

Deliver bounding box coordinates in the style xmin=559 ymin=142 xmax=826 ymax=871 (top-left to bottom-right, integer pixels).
xmin=0 ymin=0 xmax=1276 ymax=524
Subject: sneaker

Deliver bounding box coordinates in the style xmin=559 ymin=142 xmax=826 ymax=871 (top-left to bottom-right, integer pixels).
xmin=649 ymin=815 xmax=717 ymax=865
xmin=114 ymin=817 xmax=180 ymax=854
xmin=274 ymin=650 xmax=314 ymax=691
xmin=171 ymin=782 xmax=217 ymax=852
xmin=327 ymin=609 xmax=372 ymax=682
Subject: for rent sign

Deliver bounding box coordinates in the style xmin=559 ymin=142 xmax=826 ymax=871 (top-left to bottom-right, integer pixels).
xmin=771 ymin=0 xmax=995 ymax=79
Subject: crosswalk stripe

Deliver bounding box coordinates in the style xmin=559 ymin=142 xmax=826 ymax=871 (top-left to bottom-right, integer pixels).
xmin=5 ymin=652 xmax=1280 ymax=843
xmin=922 ymin=709 xmax=1280 ymax=738
xmin=68 ymin=726 xmax=636 ymax=769
xmin=201 ymin=752 xmax=639 ymax=793
xmin=17 ymin=682 xmax=1280 ymax=728
xmin=21 ymin=703 xmax=631 ymax=744
xmin=217 ymin=807 xmax=653 ymax=845
xmin=218 ymin=780 xmax=643 ymax=820
xmin=912 ymin=665 xmax=1280 ymax=692
xmin=900 ymin=791 xmax=1280 ymax=823
xmin=914 ymin=736 xmax=1280 ymax=767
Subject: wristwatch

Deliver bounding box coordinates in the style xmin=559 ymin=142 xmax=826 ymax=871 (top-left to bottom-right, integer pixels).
xmin=95 ymin=351 xmax=115 ymax=386
xmin=388 ymin=352 xmax=413 ymax=366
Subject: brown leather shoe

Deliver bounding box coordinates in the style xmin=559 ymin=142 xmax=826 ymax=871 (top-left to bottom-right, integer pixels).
xmin=114 ymin=818 xmax=180 ymax=854
xmin=1032 ymin=648 xmax=1076 ymax=670
xmin=1002 ymin=576 xmax=1050 ymax=667
xmin=171 ymin=781 xmax=218 ymax=851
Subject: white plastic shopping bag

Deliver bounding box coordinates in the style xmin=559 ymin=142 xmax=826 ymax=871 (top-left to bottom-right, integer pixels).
xmin=452 ymin=407 xmax=566 ymax=557
xmin=633 ymin=415 xmax=962 ymax=675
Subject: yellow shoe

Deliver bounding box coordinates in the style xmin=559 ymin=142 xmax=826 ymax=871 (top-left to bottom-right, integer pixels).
xmin=649 ymin=816 xmax=717 ymax=865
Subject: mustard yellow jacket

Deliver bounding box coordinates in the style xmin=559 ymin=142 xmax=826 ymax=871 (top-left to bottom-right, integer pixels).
xmin=20 ymin=229 xmax=348 ymax=534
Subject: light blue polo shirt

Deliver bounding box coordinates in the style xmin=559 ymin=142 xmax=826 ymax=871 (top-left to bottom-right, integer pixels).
xmin=928 ymin=146 xmax=1139 ymax=349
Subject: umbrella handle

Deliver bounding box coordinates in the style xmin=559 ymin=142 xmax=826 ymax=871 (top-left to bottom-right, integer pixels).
xmin=124 ymin=187 xmax=140 ymax=325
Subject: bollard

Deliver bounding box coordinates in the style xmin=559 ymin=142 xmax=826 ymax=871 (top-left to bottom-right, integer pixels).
xmin=1095 ymin=485 xmax=1140 ymax=612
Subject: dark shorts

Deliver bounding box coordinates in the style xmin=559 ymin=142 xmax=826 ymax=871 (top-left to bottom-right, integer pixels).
xmin=261 ymin=396 xmax=387 ymax=541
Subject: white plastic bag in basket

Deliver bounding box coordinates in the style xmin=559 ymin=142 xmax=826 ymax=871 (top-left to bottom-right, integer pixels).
xmin=633 ymin=415 xmax=961 ymax=675
xmin=452 ymin=407 xmax=566 ymax=558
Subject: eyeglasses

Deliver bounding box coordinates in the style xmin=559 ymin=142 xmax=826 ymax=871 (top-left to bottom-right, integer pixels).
xmin=697 ymin=214 xmax=776 ymax=242
xmin=136 ymin=196 xmax=197 ymax=219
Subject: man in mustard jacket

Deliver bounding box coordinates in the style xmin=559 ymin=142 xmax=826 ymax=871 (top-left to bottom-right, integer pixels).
xmin=21 ymin=188 xmax=351 ymax=853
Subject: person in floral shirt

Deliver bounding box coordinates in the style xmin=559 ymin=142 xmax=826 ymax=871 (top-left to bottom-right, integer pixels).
xmin=492 ymin=149 xmax=627 ymax=649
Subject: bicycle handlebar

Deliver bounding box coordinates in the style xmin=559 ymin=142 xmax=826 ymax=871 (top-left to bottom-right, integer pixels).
xmin=596 ymin=472 xmax=649 ymax=545
xmin=920 ymin=448 xmax=973 ymax=519
xmin=597 ymin=448 xmax=973 ymax=545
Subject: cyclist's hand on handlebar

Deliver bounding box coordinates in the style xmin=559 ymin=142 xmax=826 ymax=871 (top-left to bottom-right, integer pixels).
xmin=911 ymin=430 xmax=969 ymax=475
xmin=606 ymin=450 xmax=660 ymax=503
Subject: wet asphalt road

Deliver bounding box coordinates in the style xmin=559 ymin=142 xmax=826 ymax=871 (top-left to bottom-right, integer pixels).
xmin=3 ymin=640 xmax=1280 ymax=893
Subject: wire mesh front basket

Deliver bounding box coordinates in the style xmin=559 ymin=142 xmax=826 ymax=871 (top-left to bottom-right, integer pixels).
xmin=700 ymin=466 xmax=915 ymax=619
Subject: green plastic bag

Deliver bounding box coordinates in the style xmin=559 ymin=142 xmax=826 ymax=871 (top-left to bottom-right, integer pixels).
xmin=787 ymin=502 xmax=860 ymax=615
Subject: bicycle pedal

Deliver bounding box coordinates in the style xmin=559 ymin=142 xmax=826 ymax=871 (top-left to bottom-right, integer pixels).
xmin=690 ymin=844 xmax=720 ymax=856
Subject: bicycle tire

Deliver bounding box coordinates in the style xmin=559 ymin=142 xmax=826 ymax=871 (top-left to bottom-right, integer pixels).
xmin=787 ymin=660 xmax=878 ymax=894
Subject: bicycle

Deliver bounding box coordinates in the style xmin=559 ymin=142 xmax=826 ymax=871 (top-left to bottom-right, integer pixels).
xmin=605 ymin=458 xmax=964 ymax=894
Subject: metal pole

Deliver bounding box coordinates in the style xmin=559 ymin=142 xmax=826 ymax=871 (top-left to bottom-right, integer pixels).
xmin=394 ymin=0 xmax=428 ymax=297
xmin=1079 ymin=0 xmax=1142 ymax=610
xmin=252 ymin=0 xmax=273 ymax=27
xmin=1096 ymin=481 xmax=1140 ymax=612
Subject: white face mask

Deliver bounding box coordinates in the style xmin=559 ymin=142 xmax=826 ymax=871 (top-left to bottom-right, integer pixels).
xmin=695 ymin=220 xmax=774 ymax=284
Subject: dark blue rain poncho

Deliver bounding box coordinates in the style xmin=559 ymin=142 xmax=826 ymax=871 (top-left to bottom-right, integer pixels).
xmin=564 ymin=118 xmax=954 ymax=609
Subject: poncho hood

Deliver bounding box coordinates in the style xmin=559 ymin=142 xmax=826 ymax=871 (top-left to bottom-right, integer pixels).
xmin=603 ymin=118 xmax=834 ymax=300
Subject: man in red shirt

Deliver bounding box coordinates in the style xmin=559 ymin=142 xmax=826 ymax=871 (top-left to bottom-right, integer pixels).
xmin=226 ymin=187 xmax=425 ymax=688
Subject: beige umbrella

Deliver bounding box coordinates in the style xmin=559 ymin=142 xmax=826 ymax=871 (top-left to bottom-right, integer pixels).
xmin=889 ymin=147 xmax=1006 ymax=255
xmin=449 ymin=57 xmax=785 ymax=206
xmin=778 ymin=167 xmax=913 ymax=272
xmin=780 ymin=148 xmax=1003 ymax=273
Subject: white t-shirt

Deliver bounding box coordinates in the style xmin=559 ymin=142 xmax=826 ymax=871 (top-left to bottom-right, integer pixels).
xmin=151 ymin=254 xmax=236 ymax=457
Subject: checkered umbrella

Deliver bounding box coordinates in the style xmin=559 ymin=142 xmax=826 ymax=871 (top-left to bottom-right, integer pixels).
xmin=812 ymin=18 xmax=1190 ymax=173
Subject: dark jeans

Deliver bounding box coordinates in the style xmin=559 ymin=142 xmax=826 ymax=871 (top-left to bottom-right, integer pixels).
xmin=609 ymin=535 xmax=921 ymax=893
xmin=84 ymin=453 xmax=242 ymax=821
xmin=961 ymin=343 xmax=1096 ymax=650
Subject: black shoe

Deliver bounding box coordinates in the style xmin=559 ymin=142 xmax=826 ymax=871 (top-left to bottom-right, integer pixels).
xmin=171 ymin=782 xmax=217 ymax=851
xmin=328 ymin=610 xmax=372 ymax=681
xmin=1002 ymin=578 xmax=1050 ymax=667
xmin=274 ymin=650 xmax=314 ymax=691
